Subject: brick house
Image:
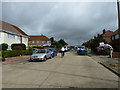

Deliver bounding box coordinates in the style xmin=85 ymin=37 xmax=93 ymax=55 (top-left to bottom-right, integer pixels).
xmin=97 ymin=29 xmax=114 ymax=43
xmin=111 ymin=29 xmax=120 ymax=52
xmin=28 ymin=35 xmax=51 ymax=47
xmin=0 ymin=21 xmax=28 ymax=49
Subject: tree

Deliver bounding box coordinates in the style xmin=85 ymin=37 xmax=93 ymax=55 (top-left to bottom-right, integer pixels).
xmin=58 ymin=39 xmax=68 ymax=46
xmin=90 ymin=38 xmax=106 ymax=52
xmin=52 ymin=41 xmax=62 ymax=47
xmin=50 ymin=37 xmax=54 ymax=44
xmin=1 ymin=43 xmax=8 ymax=50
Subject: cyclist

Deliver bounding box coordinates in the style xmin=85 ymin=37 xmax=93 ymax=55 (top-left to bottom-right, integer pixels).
xmin=61 ymin=47 xmax=65 ymax=57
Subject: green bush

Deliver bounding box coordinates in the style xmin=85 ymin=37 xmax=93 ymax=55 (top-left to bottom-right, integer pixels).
xmin=2 ymin=57 xmax=5 ymax=61
xmin=2 ymin=50 xmax=20 ymax=58
xmin=97 ymin=48 xmax=110 ymax=55
xmin=102 ymin=48 xmax=110 ymax=55
xmin=13 ymin=46 xmax=23 ymax=50
xmin=11 ymin=43 xmax=26 ymax=50
xmin=2 ymin=49 xmax=33 ymax=58
xmin=21 ymin=49 xmax=33 ymax=55
xmin=90 ymin=38 xmax=106 ymax=53
xmin=1 ymin=43 xmax=8 ymax=50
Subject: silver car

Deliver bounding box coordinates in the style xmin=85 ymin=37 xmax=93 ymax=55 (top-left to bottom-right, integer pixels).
xmin=30 ymin=49 xmax=52 ymax=61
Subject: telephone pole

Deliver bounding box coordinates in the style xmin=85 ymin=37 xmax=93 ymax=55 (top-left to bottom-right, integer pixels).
xmin=117 ymin=0 xmax=120 ymax=29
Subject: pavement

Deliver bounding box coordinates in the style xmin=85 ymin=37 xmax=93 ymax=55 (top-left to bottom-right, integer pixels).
xmin=90 ymin=55 xmax=120 ymax=76
xmin=2 ymin=51 xmax=119 ymax=88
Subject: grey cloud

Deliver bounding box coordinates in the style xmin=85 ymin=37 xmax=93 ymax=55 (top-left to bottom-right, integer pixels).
xmin=2 ymin=2 xmax=118 ymax=45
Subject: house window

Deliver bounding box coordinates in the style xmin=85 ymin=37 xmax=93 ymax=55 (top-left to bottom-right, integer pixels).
xmin=115 ymin=34 xmax=119 ymax=40
xmin=8 ymin=33 xmax=15 ymax=39
xmin=29 ymin=41 xmax=31 ymax=43
xmin=111 ymin=36 xmax=114 ymax=40
xmin=32 ymin=41 xmax=35 ymax=43
xmin=47 ymin=41 xmax=50 ymax=44
xmin=17 ymin=36 xmax=20 ymax=40
xmin=42 ymin=41 xmax=45 ymax=44
xmin=23 ymin=37 xmax=27 ymax=41
xmin=37 ymin=41 xmax=39 ymax=43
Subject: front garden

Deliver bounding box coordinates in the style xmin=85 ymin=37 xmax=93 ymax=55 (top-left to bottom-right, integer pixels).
xmin=0 ymin=43 xmax=33 ymax=61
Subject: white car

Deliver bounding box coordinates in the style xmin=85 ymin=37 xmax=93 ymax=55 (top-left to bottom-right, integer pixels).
xmin=30 ymin=49 xmax=52 ymax=61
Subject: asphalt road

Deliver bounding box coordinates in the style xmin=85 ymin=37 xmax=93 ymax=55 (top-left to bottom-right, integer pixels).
xmin=2 ymin=51 xmax=119 ymax=88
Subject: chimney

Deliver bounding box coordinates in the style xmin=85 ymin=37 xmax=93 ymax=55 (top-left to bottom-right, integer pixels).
xmin=97 ymin=34 xmax=100 ymax=37
xmin=94 ymin=36 xmax=96 ymax=39
xmin=103 ymin=29 xmax=106 ymax=34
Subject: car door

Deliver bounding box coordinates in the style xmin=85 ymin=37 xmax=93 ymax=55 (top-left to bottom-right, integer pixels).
xmin=46 ymin=49 xmax=50 ymax=58
xmin=45 ymin=50 xmax=49 ymax=58
xmin=48 ymin=49 xmax=51 ymax=57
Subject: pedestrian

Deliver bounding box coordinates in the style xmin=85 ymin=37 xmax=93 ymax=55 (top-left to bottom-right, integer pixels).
xmin=60 ymin=46 xmax=65 ymax=57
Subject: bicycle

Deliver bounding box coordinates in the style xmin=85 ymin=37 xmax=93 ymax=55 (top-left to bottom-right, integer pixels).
xmin=61 ymin=51 xmax=65 ymax=57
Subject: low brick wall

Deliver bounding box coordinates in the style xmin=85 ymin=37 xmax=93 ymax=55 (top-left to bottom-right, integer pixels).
xmin=5 ymin=56 xmax=30 ymax=61
xmin=112 ymin=52 xmax=120 ymax=58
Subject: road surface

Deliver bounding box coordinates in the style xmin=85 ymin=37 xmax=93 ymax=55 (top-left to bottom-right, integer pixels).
xmin=2 ymin=51 xmax=118 ymax=88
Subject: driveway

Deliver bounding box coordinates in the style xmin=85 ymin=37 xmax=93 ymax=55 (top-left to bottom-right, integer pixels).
xmin=2 ymin=51 xmax=118 ymax=88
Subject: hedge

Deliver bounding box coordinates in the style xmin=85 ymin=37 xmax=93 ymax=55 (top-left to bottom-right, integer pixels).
xmin=2 ymin=49 xmax=33 ymax=58
xmin=97 ymin=48 xmax=110 ymax=55
xmin=1 ymin=43 xmax=8 ymax=50
xmin=11 ymin=43 xmax=26 ymax=50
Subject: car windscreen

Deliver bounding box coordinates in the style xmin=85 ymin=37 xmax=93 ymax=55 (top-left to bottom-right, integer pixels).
xmin=49 ymin=49 xmax=53 ymax=51
xmin=32 ymin=48 xmax=37 ymax=51
xmin=78 ymin=46 xmax=85 ymax=49
xmin=36 ymin=50 xmax=46 ymax=53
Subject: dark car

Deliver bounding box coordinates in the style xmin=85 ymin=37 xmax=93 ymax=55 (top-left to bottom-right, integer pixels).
xmin=48 ymin=48 xmax=57 ymax=57
xmin=77 ymin=46 xmax=87 ymax=55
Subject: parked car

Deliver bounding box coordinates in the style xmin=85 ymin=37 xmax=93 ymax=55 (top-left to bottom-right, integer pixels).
xmin=30 ymin=49 xmax=52 ymax=61
xmin=48 ymin=48 xmax=57 ymax=57
xmin=32 ymin=48 xmax=39 ymax=53
xmin=77 ymin=46 xmax=87 ymax=55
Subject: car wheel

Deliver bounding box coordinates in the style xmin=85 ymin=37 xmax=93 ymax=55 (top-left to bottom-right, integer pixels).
xmin=29 ymin=59 xmax=32 ymax=62
xmin=44 ymin=56 xmax=47 ymax=61
xmin=55 ymin=53 xmax=57 ymax=56
xmin=49 ymin=55 xmax=52 ymax=59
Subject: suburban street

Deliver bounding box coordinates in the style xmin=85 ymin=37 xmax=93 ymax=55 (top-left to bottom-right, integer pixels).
xmin=2 ymin=51 xmax=118 ymax=88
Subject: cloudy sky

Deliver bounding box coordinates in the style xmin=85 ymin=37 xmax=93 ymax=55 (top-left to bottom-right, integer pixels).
xmin=2 ymin=2 xmax=118 ymax=45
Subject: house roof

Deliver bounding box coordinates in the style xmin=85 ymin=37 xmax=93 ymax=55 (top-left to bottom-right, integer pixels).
xmin=0 ymin=20 xmax=28 ymax=36
xmin=12 ymin=25 xmax=28 ymax=36
xmin=29 ymin=35 xmax=50 ymax=41
xmin=111 ymin=29 xmax=120 ymax=36
xmin=102 ymin=30 xmax=114 ymax=37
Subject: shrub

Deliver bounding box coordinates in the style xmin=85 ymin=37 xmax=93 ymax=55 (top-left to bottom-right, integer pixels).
xmin=2 ymin=50 xmax=20 ymax=58
xmin=1 ymin=43 xmax=8 ymax=50
xmin=2 ymin=50 xmax=33 ymax=58
xmin=28 ymin=48 xmax=33 ymax=55
xmin=2 ymin=57 xmax=5 ymax=61
xmin=102 ymin=48 xmax=110 ymax=55
xmin=21 ymin=49 xmax=33 ymax=55
xmin=11 ymin=43 xmax=26 ymax=50
xmin=90 ymin=38 xmax=106 ymax=53
xmin=13 ymin=46 xmax=22 ymax=50
xmin=97 ymin=47 xmax=110 ymax=55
